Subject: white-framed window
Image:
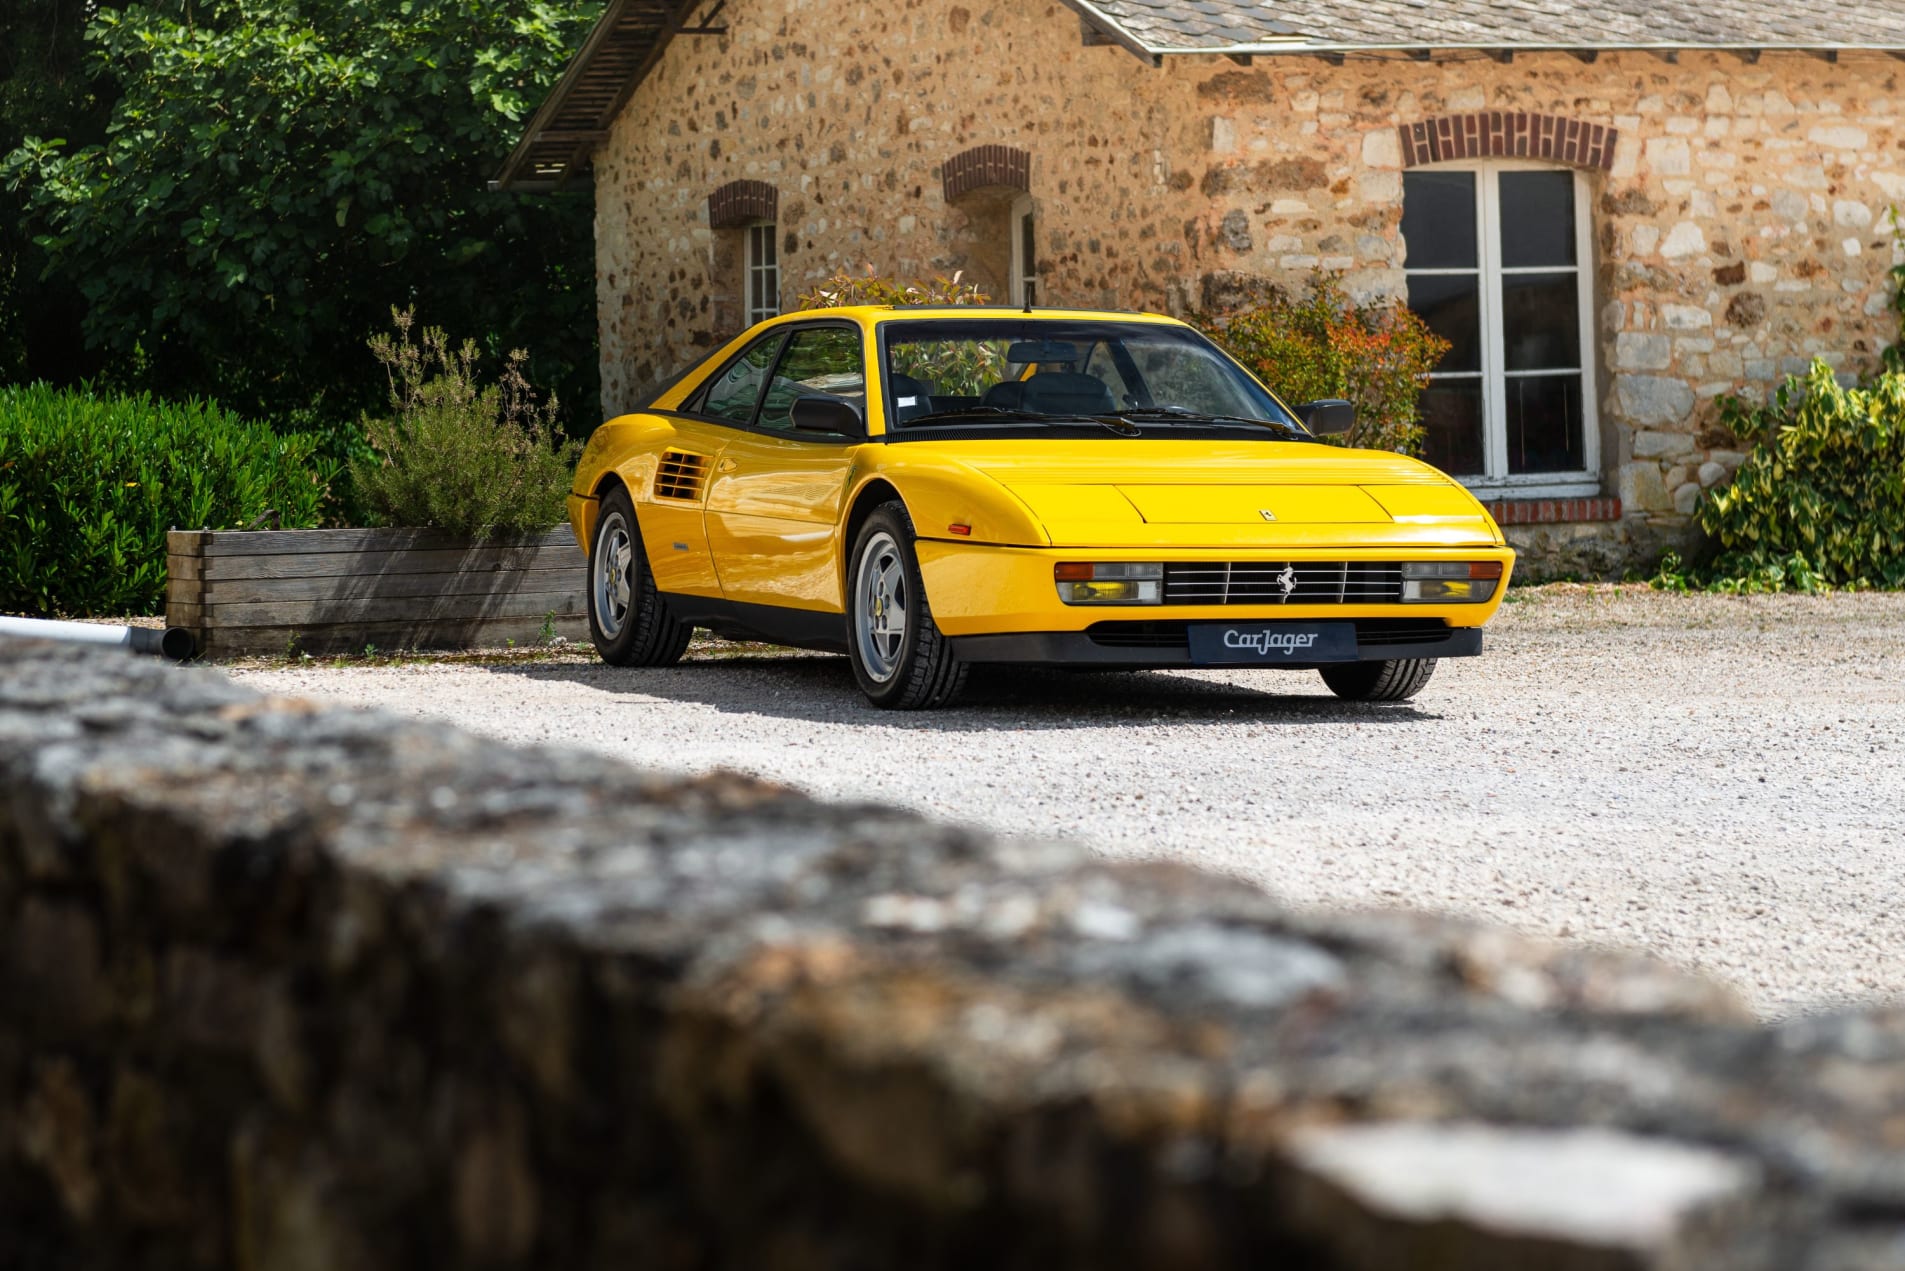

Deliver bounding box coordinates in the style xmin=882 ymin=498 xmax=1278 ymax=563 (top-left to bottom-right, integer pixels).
xmin=1402 ymin=162 xmax=1599 ymax=496
xmin=1010 ymin=196 xmax=1037 ymax=308
xmin=746 ymin=222 xmax=780 ymax=325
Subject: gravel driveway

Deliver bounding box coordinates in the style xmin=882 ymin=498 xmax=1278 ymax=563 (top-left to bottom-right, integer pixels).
xmin=232 ymin=585 xmax=1905 ymax=1019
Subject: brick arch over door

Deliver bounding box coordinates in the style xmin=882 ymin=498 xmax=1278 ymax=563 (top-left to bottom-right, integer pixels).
xmin=708 ymin=180 xmax=777 ymax=229
xmin=942 ymin=145 xmax=1030 ymax=202
xmin=1397 ymin=112 xmax=1618 ymax=173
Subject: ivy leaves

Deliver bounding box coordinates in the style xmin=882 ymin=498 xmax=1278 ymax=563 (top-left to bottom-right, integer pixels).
xmin=1687 ymin=361 xmax=1905 ymax=591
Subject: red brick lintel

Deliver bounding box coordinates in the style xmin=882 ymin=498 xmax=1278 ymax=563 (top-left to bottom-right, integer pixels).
xmin=1399 ymin=112 xmax=1618 ymax=173
xmin=1483 ymin=497 xmax=1624 ymax=526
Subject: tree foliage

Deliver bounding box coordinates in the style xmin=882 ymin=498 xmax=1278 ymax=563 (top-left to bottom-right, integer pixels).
xmin=0 ymin=0 xmax=110 ymax=386
xmin=3 ymin=0 xmax=602 ymax=430
xmin=1196 ymin=274 xmax=1449 ymax=453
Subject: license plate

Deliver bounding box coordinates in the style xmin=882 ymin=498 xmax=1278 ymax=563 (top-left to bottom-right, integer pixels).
xmin=1188 ymin=621 xmax=1357 ymax=665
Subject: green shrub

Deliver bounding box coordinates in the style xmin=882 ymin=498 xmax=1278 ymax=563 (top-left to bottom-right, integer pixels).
xmin=0 ymin=383 xmax=334 ymax=616
xmin=1665 ymin=361 xmax=1905 ymax=591
xmin=350 ymin=309 xmax=580 ymax=537
xmin=794 ymin=265 xmax=991 ymax=309
xmin=1197 ymin=273 xmax=1449 ymax=453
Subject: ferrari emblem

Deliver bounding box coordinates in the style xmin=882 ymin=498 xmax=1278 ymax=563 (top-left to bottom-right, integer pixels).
xmin=1259 ymin=509 xmax=1277 ymax=521
xmin=1276 ymin=564 xmax=1297 ymax=597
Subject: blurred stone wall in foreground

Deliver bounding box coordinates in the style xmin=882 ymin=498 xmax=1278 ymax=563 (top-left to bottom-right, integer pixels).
xmin=2 ymin=641 xmax=1902 ymax=1270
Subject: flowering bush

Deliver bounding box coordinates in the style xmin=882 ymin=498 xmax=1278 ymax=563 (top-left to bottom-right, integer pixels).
xmin=1198 ymin=273 xmax=1449 ymax=453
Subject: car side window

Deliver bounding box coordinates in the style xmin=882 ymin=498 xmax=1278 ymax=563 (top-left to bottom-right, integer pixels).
xmin=757 ymin=327 xmax=865 ymax=432
xmin=698 ymin=332 xmax=784 ymax=425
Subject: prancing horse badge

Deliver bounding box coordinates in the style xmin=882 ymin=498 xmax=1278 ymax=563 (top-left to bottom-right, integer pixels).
xmin=1259 ymin=509 xmax=1277 ymax=521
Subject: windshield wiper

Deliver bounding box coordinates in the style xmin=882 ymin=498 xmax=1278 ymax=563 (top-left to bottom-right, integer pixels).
xmin=899 ymin=406 xmax=1140 ymax=436
xmin=1105 ymin=406 xmax=1312 ymax=439
xmin=898 ymin=406 xmax=1032 ymax=425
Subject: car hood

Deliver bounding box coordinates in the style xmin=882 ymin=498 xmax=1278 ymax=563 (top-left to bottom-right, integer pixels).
xmin=930 ymin=440 xmax=1502 ymax=549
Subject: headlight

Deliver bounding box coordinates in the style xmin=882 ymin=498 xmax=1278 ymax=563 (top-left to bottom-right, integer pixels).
xmin=1401 ymin=561 xmax=1503 ymax=603
xmin=1055 ymin=562 xmax=1163 ymax=605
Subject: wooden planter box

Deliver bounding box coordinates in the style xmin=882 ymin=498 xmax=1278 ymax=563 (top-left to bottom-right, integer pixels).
xmin=165 ymin=525 xmax=588 ymax=658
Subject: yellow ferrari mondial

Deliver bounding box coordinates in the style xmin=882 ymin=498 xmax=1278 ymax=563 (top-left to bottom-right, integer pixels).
xmin=568 ymin=307 xmax=1514 ymax=709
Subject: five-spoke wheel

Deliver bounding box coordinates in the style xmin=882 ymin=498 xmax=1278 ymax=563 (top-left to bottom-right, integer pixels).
xmin=846 ymin=502 xmax=967 ymax=709
xmin=586 ymin=485 xmax=692 ymax=666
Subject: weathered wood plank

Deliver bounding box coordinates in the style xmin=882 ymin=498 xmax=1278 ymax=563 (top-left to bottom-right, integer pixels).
xmin=199 ymin=615 xmax=591 ymax=658
xmin=190 ymin=566 xmax=581 ymax=605
xmin=183 ymin=525 xmax=577 ymax=557
xmin=173 ymin=543 xmax=583 ymax=581
xmin=171 ymin=588 xmax=581 ymax=628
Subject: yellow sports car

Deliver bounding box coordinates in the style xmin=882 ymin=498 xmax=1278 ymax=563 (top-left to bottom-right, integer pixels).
xmin=568 ymin=307 xmax=1513 ymax=709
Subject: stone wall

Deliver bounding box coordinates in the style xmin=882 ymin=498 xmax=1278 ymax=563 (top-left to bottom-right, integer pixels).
xmin=7 ymin=640 xmax=1905 ymax=1268
xmin=591 ymin=0 xmax=1905 ymax=572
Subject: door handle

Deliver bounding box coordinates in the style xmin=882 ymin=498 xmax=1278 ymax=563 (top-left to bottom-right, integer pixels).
xmin=717 ymin=457 xmax=738 ymax=472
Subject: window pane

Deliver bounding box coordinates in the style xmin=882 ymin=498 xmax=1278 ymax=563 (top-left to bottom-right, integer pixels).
xmin=1500 ymin=271 xmax=1580 ymax=371
xmin=1405 ymin=272 xmax=1482 ymax=373
xmin=1499 ymin=171 xmax=1575 ymax=269
xmin=1506 ymin=373 xmax=1585 ymax=474
xmin=1400 ymin=171 xmax=1478 ymax=270
xmin=758 ymin=327 xmax=865 ymax=431
xmin=701 ymin=333 xmax=781 ymax=424
xmin=1419 ymin=379 xmax=1485 ymax=476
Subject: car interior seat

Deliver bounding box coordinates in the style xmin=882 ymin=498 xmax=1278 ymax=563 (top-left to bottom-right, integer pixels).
xmin=1015 ymin=372 xmax=1115 ymax=416
xmin=888 ymin=372 xmax=936 ymax=424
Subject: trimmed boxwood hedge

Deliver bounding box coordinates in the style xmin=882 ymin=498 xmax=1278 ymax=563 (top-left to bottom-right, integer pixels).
xmin=0 ymin=383 xmax=335 ymax=616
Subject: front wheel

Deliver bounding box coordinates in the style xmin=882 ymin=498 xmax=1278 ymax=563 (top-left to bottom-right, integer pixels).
xmin=846 ymin=503 xmax=967 ymax=709
xmin=1319 ymin=658 xmax=1437 ymax=702
xmin=587 ymin=486 xmax=692 ymax=666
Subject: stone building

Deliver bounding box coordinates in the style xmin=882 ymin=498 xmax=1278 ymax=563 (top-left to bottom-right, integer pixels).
xmin=495 ymin=0 xmax=1905 ymax=576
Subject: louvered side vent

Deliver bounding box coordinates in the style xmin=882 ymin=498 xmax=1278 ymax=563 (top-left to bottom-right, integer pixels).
xmin=653 ymin=451 xmax=710 ymax=502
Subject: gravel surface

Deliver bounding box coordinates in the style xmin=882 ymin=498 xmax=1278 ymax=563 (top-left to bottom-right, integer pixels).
xmin=230 ymin=585 xmax=1905 ymax=1019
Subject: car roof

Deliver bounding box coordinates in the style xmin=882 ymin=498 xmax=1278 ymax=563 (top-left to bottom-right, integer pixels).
xmin=776 ymin=305 xmax=1189 ymax=326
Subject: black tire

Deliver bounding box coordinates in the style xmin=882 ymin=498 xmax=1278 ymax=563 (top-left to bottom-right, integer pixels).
xmin=587 ymin=486 xmax=693 ymax=667
xmin=1319 ymin=658 xmax=1437 ymax=702
xmin=846 ymin=502 xmax=968 ymax=709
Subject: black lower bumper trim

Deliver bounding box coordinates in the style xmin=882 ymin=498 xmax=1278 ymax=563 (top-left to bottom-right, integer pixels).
xmin=951 ymin=623 xmax=1482 ymax=667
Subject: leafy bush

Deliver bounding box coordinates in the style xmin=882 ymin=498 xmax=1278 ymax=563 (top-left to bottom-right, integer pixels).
xmin=794 ymin=266 xmax=990 ymax=310
xmin=1658 ymin=361 xmax=1905 ymax=592
xmin=0 ymin=383 xmax=334 ymax=616
xmin=350 ymin=309 xmax=579 ymax=536
xmin=1197 ymin=273 xmax=1449 ymax=453
xmin=796 ymin=266 xmax=1006 ymax=394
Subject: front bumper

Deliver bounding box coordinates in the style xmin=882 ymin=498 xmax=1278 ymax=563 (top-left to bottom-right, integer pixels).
xmin=914 ymin=540 xmax=1515 ymax=637
xmin=951 ymin=618 xmax=1481 ymax=667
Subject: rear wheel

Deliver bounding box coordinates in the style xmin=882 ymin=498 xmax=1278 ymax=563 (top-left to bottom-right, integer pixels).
xmin=846 ymin=503 xmax=967 ymax=709
xmin=1320 ymin=658 xmax=1437 ymax=702
xmin=587 ymin=486 xmax=693 ymax=666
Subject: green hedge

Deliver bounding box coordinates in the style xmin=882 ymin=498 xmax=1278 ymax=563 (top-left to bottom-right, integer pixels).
xmin=1662 ymin=361 xmax=1905 ymax=591
xmin=0 ymin=384 xmax=335 ymax=616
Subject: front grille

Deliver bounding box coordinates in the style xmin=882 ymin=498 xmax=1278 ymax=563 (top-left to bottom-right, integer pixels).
xmin=654 ymin=450 xmax=710 ymax=501
xmin=1162 ymin=561 xmax=1403 ymax=605
xmin=1085 ymin=619 xmax=1453 ymax=651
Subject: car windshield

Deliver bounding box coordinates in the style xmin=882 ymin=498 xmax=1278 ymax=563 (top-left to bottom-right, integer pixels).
xmin=878 ymin=318 xmax=1307 ymax=438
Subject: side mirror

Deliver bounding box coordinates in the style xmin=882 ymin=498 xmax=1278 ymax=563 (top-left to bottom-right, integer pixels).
xmin=1299 ymin=398 xmax=1355 ymax=436
xmin=791 ymin=395 xmax=864 ymax=437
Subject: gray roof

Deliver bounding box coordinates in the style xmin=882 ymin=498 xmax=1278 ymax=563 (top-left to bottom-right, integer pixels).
xmin=1068 ymin=0 xmax=1905 ymax=53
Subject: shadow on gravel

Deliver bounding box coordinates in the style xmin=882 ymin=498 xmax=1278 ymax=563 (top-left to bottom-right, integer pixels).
xmin=484 ymin=653 xmax=1439 ymax=730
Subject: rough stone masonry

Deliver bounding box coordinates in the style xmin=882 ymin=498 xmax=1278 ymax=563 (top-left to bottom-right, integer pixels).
xmin=4 ymin=639 xmax=1905 ymax=1270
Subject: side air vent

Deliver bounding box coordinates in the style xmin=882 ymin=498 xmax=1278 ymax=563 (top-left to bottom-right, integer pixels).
xmin=654 ymin=451 xmax=710 ymax=502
